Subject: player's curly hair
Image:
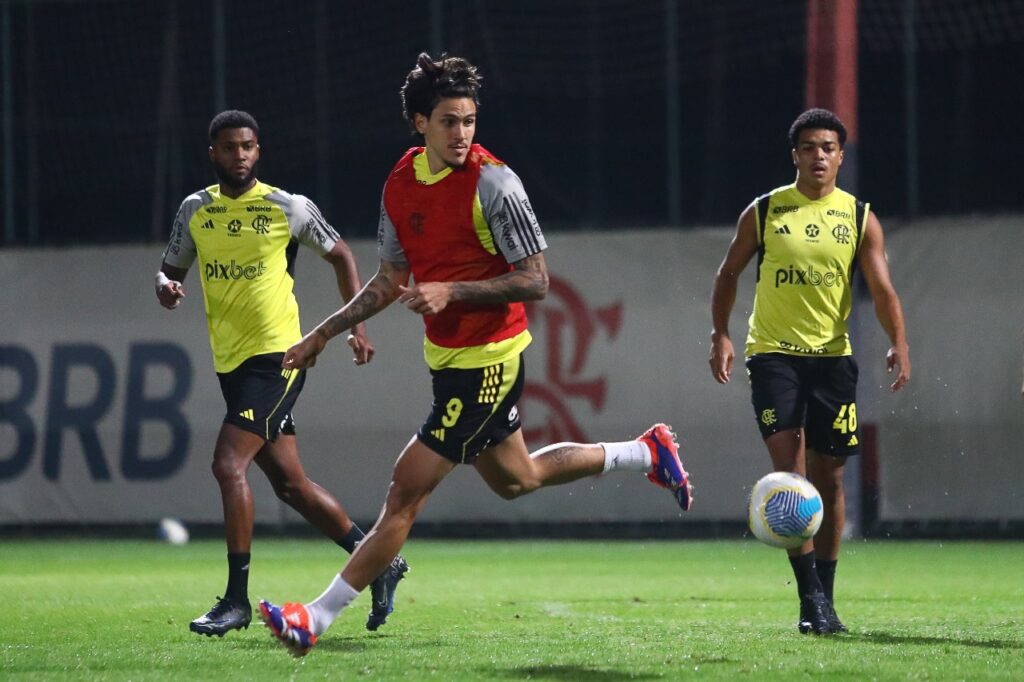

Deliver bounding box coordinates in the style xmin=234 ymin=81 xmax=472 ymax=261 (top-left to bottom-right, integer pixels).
xmin=400 ymin=53 xmax=482 ymax=131
xmin=208 ymin=110 xmax=260 ymax=142
xmin=788 ymin=108 xmax=847 ymax=148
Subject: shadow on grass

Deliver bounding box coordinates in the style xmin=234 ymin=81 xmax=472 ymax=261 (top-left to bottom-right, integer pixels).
xmin=235 ymin=635 xmax=371 ymax=654
xmin=844 ymin=632 xmax=1023 ymax=650
xmin=488 ymin=665 xmax=662 ymax=680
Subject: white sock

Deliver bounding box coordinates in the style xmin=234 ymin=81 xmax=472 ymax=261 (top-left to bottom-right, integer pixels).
xmin=305 ymin=574 xmax=359 ymax=636
xmin=600 ymin=441 xmax=652 ymax=473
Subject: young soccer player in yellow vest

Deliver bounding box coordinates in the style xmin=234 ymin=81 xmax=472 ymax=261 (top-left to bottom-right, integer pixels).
xmin=709 ymin=108 xmax=911 ymax=634
xmin=155 ymin=110 xmax=407 ymax=637
xmin=258 ymin=54 xmax=694 ymax=657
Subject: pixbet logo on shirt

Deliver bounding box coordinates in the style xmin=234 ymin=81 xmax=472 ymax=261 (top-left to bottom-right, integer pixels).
xmin=204 ymin=259 xmax=267 ymax=281
xmin=774 ymin=265 xmax=845 ymax=288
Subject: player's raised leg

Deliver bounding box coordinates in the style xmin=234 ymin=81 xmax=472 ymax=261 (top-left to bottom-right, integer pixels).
xmin=473 ymin=424 xmax=693 ymax=511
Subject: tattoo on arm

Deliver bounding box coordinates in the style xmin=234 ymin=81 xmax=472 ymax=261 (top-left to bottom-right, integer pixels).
xmin=318 ymin=271 xmax=400 ymax=339
xmin=450 ymin=253 xmax=549 ymax=304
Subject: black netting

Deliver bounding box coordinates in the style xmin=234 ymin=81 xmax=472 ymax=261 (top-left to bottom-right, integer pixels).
xmin=2 ymin=0 xmax=1023 ymax=246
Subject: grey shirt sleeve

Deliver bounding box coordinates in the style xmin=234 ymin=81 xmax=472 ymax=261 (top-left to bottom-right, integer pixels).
xmin=376 ymin=190 xmax=408 ymax=266
xmin=283 ymin=193 xmax=340 ymax=256
xmin=161 ymin=194 xmax=201 ymax=268
xmin=478 ymin=163 xmax=547 ymax=263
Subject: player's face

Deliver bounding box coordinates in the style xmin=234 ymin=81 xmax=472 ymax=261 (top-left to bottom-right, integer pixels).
xmin=209 ymin=127 xmax=260 ymax=192
xmin=791 ymin=128 xmax=843 ymax=190
xmin=415 ymin=97 xmax=476 ymax=173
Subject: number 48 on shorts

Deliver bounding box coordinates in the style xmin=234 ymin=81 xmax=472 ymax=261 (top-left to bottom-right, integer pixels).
xmin=832 ymin=403 xmax=857 ymax=434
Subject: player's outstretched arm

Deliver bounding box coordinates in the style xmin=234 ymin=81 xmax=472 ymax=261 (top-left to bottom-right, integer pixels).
xmin=709 ymin=204 xmax=758 ymax=384
xmin=857 ymin=211 xmax=911 ymax=392
xmin=155 ymin=262 xmax=189 ymax=310
xmin=322 ymin=239 xmax=374 ymax=365
xmin=283 ymin=260 xmax=408 ymax=370
xmin=396 ymin=252 xmax=549 ymax=316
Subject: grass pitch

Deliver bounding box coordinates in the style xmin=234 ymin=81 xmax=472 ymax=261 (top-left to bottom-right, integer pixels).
xmin=1 ymin=538 xmax=1021 ymax=680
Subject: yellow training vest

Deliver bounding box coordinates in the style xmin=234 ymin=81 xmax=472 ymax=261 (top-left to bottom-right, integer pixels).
xmin=746 ymin=183 xmax=868 ymax=358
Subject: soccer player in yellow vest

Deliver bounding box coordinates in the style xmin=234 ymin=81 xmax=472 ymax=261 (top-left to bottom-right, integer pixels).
xmin=257 ymin=54 xmax=693 ymax=657
xmin=709 ymin=108 xmax=910 ymax=635
xmin=155 ymin=110 xmax=407 ymax=637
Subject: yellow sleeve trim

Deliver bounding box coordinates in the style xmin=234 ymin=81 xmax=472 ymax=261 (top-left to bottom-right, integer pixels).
xmin=473 ymin=192 xmax=497 ymax=255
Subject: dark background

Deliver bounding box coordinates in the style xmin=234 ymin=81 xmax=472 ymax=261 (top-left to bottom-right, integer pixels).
xmin=2 ymin=0 xmax=1022 ymax=246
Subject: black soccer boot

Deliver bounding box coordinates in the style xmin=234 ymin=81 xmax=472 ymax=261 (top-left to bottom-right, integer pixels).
xmin=823 ymin=598 xmax=847 ymax=633
xmin=366 ymin=555 xmax=410 ymax=631
xmin=189 ymin=595 xmax=252 ymax=637
xmin=797 ymin=592 xmax=832 ymax=635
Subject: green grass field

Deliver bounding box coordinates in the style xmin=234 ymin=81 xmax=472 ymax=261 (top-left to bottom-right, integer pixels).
xmin=1 ymin=539 xmax=1021 ymax=680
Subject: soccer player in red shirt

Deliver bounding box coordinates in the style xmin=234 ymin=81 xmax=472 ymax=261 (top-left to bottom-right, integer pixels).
xmin=259 ymin=53 xmax=693 ymax=656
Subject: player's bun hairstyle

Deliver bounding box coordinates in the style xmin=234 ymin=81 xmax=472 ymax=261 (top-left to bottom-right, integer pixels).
xmin=400 ymin=53 xmax=482 ymax=131
xmin=789 ymin=108 xmax=847 ymax=148
xmin=208 ymin=110 xmax=260 ymax=142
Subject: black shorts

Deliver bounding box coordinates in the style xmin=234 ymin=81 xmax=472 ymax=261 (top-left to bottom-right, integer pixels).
xmin=417 ymin=354 xmax=525 ymax=464
xmin=746 ymin=353 xmax=860 ymax=456
xmin=217 ymin=352 xmax=305 ymax=442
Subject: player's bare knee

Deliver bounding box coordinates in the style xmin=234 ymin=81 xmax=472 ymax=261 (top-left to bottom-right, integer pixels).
xmin=271 ymin=477 xmax=305 ymax=505
xmin=377 ymin=502 xmax=421 ymax=538
xmin=811 ymin=464 xmax=844 ymax=491
xmin=494 ymin=477 xmax=540 ymax=500
xmin=493 ymin=484 xmax=521 ymax=500
xmin=210 ymin=457 xmax=245 ymax=486
xmin=383 ymin=482 xmax=428 ymax=520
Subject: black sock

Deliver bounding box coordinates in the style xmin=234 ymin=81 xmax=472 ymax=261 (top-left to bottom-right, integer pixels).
xmin=225 ymin=552 xmax=251 ymax=603
xmin=336 ymin=524 xmax=366 ymax=554
xmin=788 ymin=551 xmax=823 ymax=599
xmin=816 ymin=558 xmax=837 ymax=603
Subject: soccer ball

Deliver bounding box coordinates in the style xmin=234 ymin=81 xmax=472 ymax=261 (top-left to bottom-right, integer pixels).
xmin=157 ymin=517 xmax=190 ymax=545
xmin=747 ymin=472 xmax=823 ymax=549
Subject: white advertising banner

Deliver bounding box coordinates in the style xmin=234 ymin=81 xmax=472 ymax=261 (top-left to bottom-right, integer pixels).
xmin=0 ymin=232 xmax=755 ymax=525
xmin=2 ymin=220 xmax=1020 ymax=525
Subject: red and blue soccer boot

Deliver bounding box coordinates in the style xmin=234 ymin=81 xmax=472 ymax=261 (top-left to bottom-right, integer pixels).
xmin=259 ymin=599 xmax=317 ymax=656
xmin=638 ymin=423 xmax=694 ymax=511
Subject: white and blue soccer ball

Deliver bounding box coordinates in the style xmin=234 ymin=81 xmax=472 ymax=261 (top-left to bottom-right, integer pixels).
xmin=747 ymin=472 xmax=823 ymax=549
xmin=157 ymin=517 xmax=190 ymax=546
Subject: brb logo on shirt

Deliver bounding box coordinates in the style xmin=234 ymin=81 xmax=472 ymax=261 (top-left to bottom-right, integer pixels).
xmin=204 ymin=259 xmax=267 ymax=281
xmin=774 ymin=265 xmax=845 ymax=288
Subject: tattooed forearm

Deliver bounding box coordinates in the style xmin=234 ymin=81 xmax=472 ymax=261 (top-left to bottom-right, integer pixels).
xmin=450 ymin=253 xmax=549 ymax=305
xmin=317 ymin=271 xmax=399 ymax=339
xmin=320 ymin=290 xmax=381 ymax=338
